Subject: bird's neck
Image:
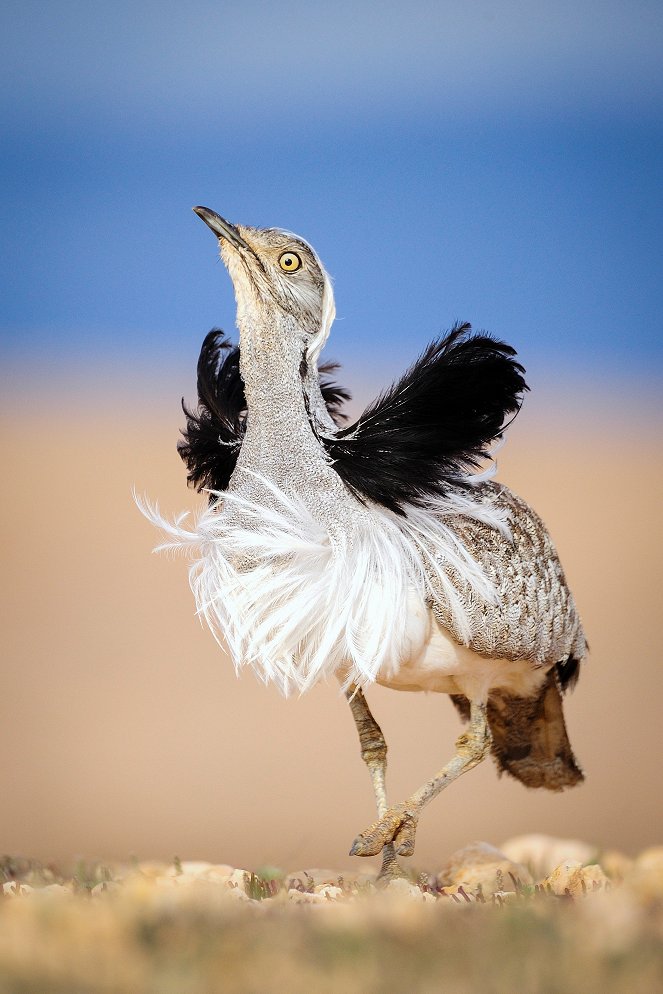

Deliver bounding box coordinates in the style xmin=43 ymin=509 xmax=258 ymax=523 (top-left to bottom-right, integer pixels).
xmin=302 ymin=364 xmax=339 ymax=434
xmin=234 ymin=311 xmax=340 ymax=494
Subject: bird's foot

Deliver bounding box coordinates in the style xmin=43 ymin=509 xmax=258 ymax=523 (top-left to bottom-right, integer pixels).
xmin=375 ymin=844 xmax=411 ymax=885
xmin=350 ymin=801 xmax=420 ymax=858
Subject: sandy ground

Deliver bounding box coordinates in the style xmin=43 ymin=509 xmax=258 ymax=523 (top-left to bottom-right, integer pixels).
xmin=1 ymin=386 xmax=662 ymax=871
xmin=1 ymin=837 xmax=663 ymax=994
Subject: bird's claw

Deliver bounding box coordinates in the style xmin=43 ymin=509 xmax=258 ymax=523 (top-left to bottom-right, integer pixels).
xmin=350 ymin=802 xmax=420 ymax=858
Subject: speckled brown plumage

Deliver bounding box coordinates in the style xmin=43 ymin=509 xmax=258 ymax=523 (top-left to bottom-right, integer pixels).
xmin=425 ymin=481 xmax=587 ymax=666
xmin=451 ymin=669 xmax=584 ymax=789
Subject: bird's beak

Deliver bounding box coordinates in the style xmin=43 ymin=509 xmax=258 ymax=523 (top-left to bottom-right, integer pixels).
xmin=192 ymin=206 xmax=251 ymax=252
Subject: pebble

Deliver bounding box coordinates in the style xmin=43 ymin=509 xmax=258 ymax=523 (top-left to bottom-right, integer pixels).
xmin=2 ymin=882 xmax=33 ymax=897
xmin=501 ymin=834 xmax=596 ymax=879
xmin=543 ymin=861 xmax=608 ymax=897
xmin=438 ymin=841 xmax=532 ymax=894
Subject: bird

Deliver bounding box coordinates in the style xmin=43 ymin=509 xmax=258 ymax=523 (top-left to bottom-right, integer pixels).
xmin=140 ymin=206 xmax=586 ymax=881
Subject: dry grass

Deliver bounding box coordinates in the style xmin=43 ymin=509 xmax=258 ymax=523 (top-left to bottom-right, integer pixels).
xmin=2 ymin=842 xmax=663 ymax=994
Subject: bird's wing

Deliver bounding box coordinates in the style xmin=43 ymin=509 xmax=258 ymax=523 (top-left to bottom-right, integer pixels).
xmin=178 ymin=330 xmax=351 ymax=496
xmin=323 ymin=324 xmax=528 ymax=514
xmin=428 ymin=482 xmax=588 ymax=666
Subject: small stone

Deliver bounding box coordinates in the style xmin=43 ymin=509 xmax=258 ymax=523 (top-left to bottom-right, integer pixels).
xmin=438 ymin=841 xmax=532 ymax=895
xmin=576 ymin=864 xmax=609 ymax=892
xmin=501 ymin=834 xmax=596 ymax=880
xmin=224 ymin=868 xmax=253 ymax=892
xmin=383 ymin=877 xmax=424 ymax=901
xmin=314 ymin=884 xmax=344 ymax=901
xmin=287 ymin=888 xmax=328 ymax=904
xmin=2 ymin=881 xmax=33 ymax=897
xmin=625 ymin=847 xmax=663 ymax=900
xmin=634 ymin=846 xmax=663 ymax=873
xmin=544 ymin=861 xmax=608 ymax=897
xmin=544 ymin=860 xmax=582 ymax=895
xmin=600 ymin=850 xmax=633 ymax=882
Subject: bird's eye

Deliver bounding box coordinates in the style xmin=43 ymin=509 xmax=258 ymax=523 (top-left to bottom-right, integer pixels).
xmin=279 ymin=251 xmax=302 ymax=273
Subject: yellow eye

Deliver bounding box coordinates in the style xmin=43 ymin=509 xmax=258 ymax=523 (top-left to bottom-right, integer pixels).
xmin=279 ymin=251 xmax=302 ymax=273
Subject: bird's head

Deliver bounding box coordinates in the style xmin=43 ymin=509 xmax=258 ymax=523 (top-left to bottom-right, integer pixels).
xmin=193 ymin=206 xmax=335 ymax=363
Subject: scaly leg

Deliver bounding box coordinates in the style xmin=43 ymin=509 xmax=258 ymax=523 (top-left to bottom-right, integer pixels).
xmin=350 ymin=700 xmax=490 ymax=859
xmin=345 ymin=683 xmax=408 ymax=881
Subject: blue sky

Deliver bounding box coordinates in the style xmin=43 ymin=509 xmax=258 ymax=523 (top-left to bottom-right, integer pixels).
xmin=2 ymin=0 xmax=662 ymax=406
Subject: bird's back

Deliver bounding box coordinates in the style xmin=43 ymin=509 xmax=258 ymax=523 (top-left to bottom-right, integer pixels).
xmin=423 ymin=481 xmax=587 ymax=667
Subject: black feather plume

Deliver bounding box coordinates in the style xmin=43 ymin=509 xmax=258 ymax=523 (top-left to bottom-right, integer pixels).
xmin=177 ymin=330 xmax=246 ymax=495
xmin=555 ymin=655 xmax=581 ymax=692
xmin=317 ymin=361 xmax=352 ymax=424
xmin=322 ymin=323 xmax=528 ymax=515
xmin=177 ymin=331 xmax=352 ymax=496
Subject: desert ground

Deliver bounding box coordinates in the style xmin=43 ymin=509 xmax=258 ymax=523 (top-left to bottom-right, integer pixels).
xmin=2 ymin=837 xmax=663 ymax=993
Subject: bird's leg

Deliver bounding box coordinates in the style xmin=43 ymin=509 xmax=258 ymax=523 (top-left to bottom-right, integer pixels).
xmin=350 ymin=700 xmax=490 ymax=859
xmin=345 ymin=683 xmax=408 ymax=881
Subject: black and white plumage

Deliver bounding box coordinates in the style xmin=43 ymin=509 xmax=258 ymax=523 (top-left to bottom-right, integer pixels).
xmin=140 ymin=208 xmax=586 ymax=876
xmin=321 ymin=326 xmax=527 ymax=514
xmin=179 ymin=329 xmax=351 ymax=497
xmin=179 ymin=323 xmax=527 ymax=515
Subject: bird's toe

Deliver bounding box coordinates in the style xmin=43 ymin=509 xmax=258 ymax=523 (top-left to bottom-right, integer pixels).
xmin=393 ymin=816 xmax=418 ymax=857
xmin=350 ymin=802 xmax=420 ymax=859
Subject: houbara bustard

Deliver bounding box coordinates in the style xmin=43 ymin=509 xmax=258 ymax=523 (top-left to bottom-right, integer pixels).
xmin=140 ymin=207 xmax=586 ymax=880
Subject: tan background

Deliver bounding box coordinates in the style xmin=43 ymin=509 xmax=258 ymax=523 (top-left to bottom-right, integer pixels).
xmin=1 ymin=378 xmax=661 ymax=871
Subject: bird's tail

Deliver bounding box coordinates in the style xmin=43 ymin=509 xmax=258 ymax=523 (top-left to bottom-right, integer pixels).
xmin=451 ymin=664 xmax=584 ymax=790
